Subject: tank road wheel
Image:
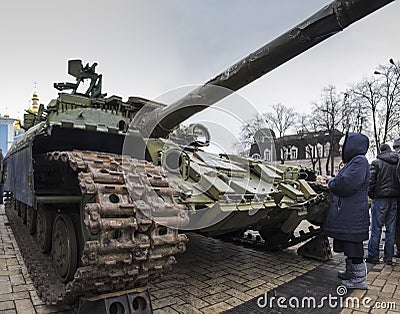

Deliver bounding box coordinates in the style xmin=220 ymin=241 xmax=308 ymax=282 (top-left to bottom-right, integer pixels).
xmin=51 ymin=214 xmax=78 ymax=282
xmin=26 ymin=206 xmax=36 ymax=235
xmin=36 ymin=205 xmax=53 ymax=253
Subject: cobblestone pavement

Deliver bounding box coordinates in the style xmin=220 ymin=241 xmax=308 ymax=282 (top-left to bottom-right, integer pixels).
xmin=1 ymin=204 xmax=399 ymax=313
xmin=0 ymin=205 xmax=72 ymax=314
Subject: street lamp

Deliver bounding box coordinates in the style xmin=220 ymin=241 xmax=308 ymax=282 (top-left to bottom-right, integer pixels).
xmin=374 ymin=58 xmax=399 ymax=76
xmin=389 ymin=58 xmax=399 ymax=74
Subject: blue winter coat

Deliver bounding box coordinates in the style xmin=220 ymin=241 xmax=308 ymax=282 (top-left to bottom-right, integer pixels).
xmin=323 ymin=132 xmax=370 ymax=242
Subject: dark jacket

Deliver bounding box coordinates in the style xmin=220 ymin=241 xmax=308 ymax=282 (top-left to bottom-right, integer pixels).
xmin=324 ymin=133 xmax=370 ymax=242
xmin=368 ymin=150 xmax=400 ymax=199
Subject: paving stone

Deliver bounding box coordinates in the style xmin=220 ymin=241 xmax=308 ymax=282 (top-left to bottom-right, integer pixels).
xmin=225 ymin=297 xmax=243 ymax=307
xmin=178 ymin=294 xmax=210 ymax=309
xmin=381 ymin=283 xmax=396 ymax=294
xmin=256 ymin=270 xmax=280 ymax=279
xmin=183 ymin=278 xmax=209 ymax=290
xmin=203 ymin=277 xmax=229 ymax=286
xmin=368 ymin=285 xmax=382 ymax=292
xmin=385 ymin=277 xmax=399 ymax=285
xmin=0 ymin=310 xmax=17 ymax=314
xmin=6 ymin=265 xmax=22 ymax=272
xmin=351 ymin=308 xmax=369 ymax=313
xmin=277 ymin=273 xmax=297 ymax=282
xmin=348 ymin=289 xmax=367 ymax=299
xmin=34 ymin=305 xmax=73 ymax=313
xmin=152 ymin=287 xmax=184 ymax=299
xmin=9 ymin=274 xmax=25 ymax=286
xmin=0 ymin=301 xmax=14 ymax=311
xmin=203 ymin=284 xmax=230 ymax=295
xmin=29 ymin=290 xmax=45 ymax=306
xmin=202 ymin=292 xmax=231 ymax=305
xmin=12 ymin=284 xmax=35 ymax=293
xmin=0 ymin=275 xmax=9 ymax=282
xmin=0 ymin=270 xmax=20 ymax=276
xmin=200 ymin=301 xmax=232 ymax=314
xmin=0 ymin=281 xmax=12 ymax=294
xmin=372 ymin=278 xmax=387 ymax=287
xmin=152 ymin=296 xmax=185 ymax=310
xmin=182 ymin=286 xmax=209 ymax=299
xmin=0 ymin=261 xmax=7 ymax=269
xmin=224 ymin=289 xmax=253 ymax=302
xmin=223 ymin=275 xmax=247 ymax=284
xmin=154 ymin=307 xmax=179 ymax=314
xmin=15 ymin=298 xmax=35 ymax=314
xmin=5 ymin=258 xmax=18 ymax=267
xmin=171 ymin=303 xmax=203 ymax=314
xmin=223 ymin=281 xmax=248 ymax=292
xmin=244 ymin=287 xmax=267 ymax=298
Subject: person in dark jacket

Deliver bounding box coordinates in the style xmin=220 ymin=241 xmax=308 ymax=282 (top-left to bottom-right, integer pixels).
xmin=324 ymin=132 xmax=370 ymax=290
xmin=393 ymin=137 xmax=400 ymax=258
xmin=367 ymin=144 xmax=400 ymax=265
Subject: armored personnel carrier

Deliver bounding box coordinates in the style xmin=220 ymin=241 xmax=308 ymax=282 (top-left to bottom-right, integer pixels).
xmin=1 ymin=0 xmax=393 ymax=312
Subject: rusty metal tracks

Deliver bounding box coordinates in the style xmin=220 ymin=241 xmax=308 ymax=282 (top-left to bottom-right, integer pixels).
xmin=5 ymin=150 xmax=188 ymax=305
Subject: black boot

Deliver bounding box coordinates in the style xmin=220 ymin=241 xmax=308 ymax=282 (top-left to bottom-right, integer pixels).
xmin=337 ymin=258 xmax=352 ymax=280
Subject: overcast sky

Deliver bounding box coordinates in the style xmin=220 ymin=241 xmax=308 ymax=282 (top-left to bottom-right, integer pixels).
xmin=0 ymin=0 xmax=399 ymax=122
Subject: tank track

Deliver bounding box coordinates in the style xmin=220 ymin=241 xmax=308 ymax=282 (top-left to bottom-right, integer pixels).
xmin=5 ymin=150 xmax=188 ymax=305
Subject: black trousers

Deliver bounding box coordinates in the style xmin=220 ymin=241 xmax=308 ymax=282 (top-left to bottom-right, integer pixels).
xmin=333 ymin=239 xmax=364 ymax=259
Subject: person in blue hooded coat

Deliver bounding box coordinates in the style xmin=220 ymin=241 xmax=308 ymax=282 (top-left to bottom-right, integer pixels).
xmin=324 ymin=132 xmax=370 ymax=290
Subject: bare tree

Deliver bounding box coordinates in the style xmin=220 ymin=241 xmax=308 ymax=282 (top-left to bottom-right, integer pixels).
xmin=351 ymin=77 xmax=381 ymax=153
xmin=298 ymin=114 xmax=323 ymax=173
xmin=304 ymin=142 xmax=323 ymax=174
xmin=349 ymin=60 xmax=400 ymax=154
xmin=265 ymin=103 xmax=297 ymax=137
xmin=374 ymin=61 xmax=400 ymax=143
xmin=297 ymin=113 xmax=314 ymax=133
xmin=235 ymin=113 xmax=268 ymax=155
xmin=340 ymin=91 xmax=369 ymax=134
xmin=310 ymin=85 xmax=347 ymax=175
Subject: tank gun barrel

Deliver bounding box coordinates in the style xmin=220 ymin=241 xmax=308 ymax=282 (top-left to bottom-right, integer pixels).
xmin=144 ymin=0 xmax=394 ymax=138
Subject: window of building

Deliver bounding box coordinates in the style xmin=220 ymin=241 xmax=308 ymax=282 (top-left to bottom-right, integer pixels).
xmin=264 ymin=148 xmax=271 ymax=161
xmin=281 ymin=147 xmax=290 ymax=160
xmin=316 ymin=143 xmax=323 ymax=158
xmin=324 ymin=142 xmax=330 ymax=158
xmin=291 ymin=146 xmax=298 ymax=160
xmin=305 ymin=144 xmax=313 ymax=159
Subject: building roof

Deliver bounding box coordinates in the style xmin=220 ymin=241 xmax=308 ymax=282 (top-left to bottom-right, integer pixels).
xmin=0 ymin=115 xmax=16 ymax=123
xmin=276 ymin=129 xmax=343 ymax=145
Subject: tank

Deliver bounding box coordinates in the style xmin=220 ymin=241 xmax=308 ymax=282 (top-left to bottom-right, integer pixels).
xmin=0 ymin=0 xmax=393 ymax=310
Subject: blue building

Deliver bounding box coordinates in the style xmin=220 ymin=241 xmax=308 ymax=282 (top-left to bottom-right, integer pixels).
xmin=0 ymin=115 xmax=16 ymax=154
